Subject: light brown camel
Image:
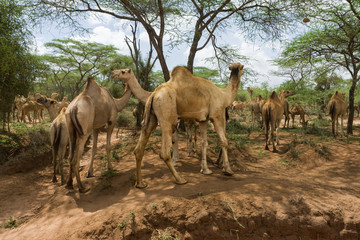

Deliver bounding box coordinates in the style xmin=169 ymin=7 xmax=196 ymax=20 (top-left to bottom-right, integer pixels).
xmin=347 ymin=104 xmax=360 ymax=117
xmin=110 ymin=67 xmax=226 ymax=175
xmin=247 ymin=88 xmax=265 ymax=127
xmin=13 ymin=95 xmax=27 ymax=122
xmin=328 ymin=91 xmax=347 ymax=137
xmin=51 ymin=93 xmax=60 ymax=100
xmin=282 ymin=93 xmax=293 ymax=128
xmin=262 ymin=90 xmax=294 ymax=152
xmin=21 ymin=101 xmax=44 ymax=123
xmin=289 ymin=104 xmax=307 ymax=128
xmin=50 ymin=107 xmax=69 ymax=185
xmin=231 ymin=101 xmax=249 ymax=111
xmin=65 ymin=78 xmax=131 ymax=192
xmin=37 ymin=97 xmax=61 ymax=121
xmin=113 ymin=63 xmax=244 ymax=188
xmin=56 ymin=97 xmax=70 ymax=112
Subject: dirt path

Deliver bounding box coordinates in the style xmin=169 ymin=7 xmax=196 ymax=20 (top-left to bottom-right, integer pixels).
xmin=1 ymin=121 xmax=360 ymax=239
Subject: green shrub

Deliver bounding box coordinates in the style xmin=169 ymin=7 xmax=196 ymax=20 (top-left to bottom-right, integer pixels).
xmin=4 ymin=216 xmax=17 ymax=229
xmin=226 ymin=119 xmax=251 ymax=134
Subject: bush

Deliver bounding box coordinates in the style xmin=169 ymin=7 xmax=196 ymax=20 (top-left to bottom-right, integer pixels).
xmin=226 ymin=119 xmax=251 ymax=134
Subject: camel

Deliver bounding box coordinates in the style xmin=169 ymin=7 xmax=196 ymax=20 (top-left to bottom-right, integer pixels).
xmin=113 ymin=63 xmax=243 ymax=188
xmin=21 ymin=101 xmax=45 ymax=123
xmin=231 ymin=101 xmax=249 ymax=111
xmin=282 ymin=93 xmax=293 ymax=128
xmin=13 ymin=95 xmax=27 ymax=122
xmin=347 ymin=104 xmax=360 ymax=117
xmin=289 ymin=104 xmax=307 ymax=128
xmin=50 ymin=107 xmax=69 ymax=185
xmin=51 ymin=93 xmax=60 ymax=100
xmin=328 ymin=91 xmax=347 ymax=137
xmin=262 ymin=90 xmax=294 ymax=152
xmin=247 ymin=88 xmax=265 ymax=127
xmin=37 ymin=97 xmax=61 ymax=121
xmin=65 ymin=77 xmax=131 ymax=192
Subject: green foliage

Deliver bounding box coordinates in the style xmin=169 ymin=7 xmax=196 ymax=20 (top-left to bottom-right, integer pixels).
xmin=226 ymin=119 xmax=252 ymax=134
xmin=4 ymin=216 xmax=18 ymax=229
xmin=0 ymin=0 xmax=38 ymax=125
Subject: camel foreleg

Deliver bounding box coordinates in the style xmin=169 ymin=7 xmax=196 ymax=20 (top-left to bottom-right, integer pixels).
xmin=106 ymin=126 xmax=114 ymax=170
xmin=172 ymin=130 xmax=179 ymax=166
xmin=87 ymin=130 xmax=98 ymax=178
xmin=199 ymin=122 xmax=212 ymax=175
xmin=160 ymin=123 xmax=187 ymax=185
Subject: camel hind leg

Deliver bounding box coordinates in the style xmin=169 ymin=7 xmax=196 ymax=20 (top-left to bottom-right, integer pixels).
xmin=134 ymin=113 xmax=158 ymax=188
xmin=87 ymin=130 xmax=98 ymax=178
xmin=72 ymin=135 xmax=90 ymax=192
xmin=212 ymin=115 xmax=233 ymax=176
xmin=199 ymin=121 xmax=212 ymax=175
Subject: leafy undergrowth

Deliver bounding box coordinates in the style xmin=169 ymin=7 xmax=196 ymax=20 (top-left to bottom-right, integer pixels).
xmin=0 ymin=122 xmax=51 ymax=174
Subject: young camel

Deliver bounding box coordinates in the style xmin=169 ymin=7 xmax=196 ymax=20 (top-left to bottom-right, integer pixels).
xmin=289 ymin=104 xmax=307 ymax=128
xmin=65 ymin=78 xmax=131 ymax=192
xmin=247 ymin=88 xmax=265 ymax=127
xmin=21 ymin=101 xmax=44 ymax=123
xmin=262 ymin=90 xmax=294 ymax=152
xmin=231 ymin=101 xmax=249 ymax=111
xmin=50 ymin=107 xmax=69 ymax=185
xmin=328 ymin=91 xmax=347 ymax=137
xmin=113 ymin=63 xmax=244 ymax=188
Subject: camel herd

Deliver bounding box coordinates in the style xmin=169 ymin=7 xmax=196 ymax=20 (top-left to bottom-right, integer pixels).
xmin=9 ymin=62 xmax=358 ymax=192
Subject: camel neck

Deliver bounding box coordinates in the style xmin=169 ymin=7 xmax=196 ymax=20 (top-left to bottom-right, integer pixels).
xmin=127 ymin=75 xmax=152 ymax=104
xmin=114 ymin=88 xmax=132 ymax=112
xmin=222 ymin=70 xmax=241 ymax=107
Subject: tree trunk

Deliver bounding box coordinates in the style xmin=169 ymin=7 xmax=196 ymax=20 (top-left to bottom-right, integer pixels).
xmin=347 ymin=82 xmax=356 ymax=134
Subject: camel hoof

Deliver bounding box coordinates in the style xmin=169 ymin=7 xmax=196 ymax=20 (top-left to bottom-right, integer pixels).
xmin=223 ymin=169 xmax=234 ymax=176
xmin=273 ymin=149 xmax=278 ymax=153
xmin=201 ymin=169 xmax=213 ymax=175
xmin=52 ymin=177 xmax=57 ymax=183
xmin=79 ymin=187 xmax=90 ymax=193
xmin=135 ymin=182 xmax=148 ymax=189
xmin=175 ymin=178 xmax=187 ymax=185
xmin=265 ymin=146 xmax=269 ymax=150
xmin=65 ymin=184 xmax=74 ymax=190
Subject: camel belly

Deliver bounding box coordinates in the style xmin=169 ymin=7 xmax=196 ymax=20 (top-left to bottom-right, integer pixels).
xmin=178 ymin=111 xmax=208 ymax=122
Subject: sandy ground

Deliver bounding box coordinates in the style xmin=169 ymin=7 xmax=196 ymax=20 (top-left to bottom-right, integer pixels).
xmin=0 ymin=116 xmax=360 ymax=240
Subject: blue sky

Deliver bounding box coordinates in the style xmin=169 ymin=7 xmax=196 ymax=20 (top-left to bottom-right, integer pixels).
xmin=32 ymin=12 xmax=307 ymax=88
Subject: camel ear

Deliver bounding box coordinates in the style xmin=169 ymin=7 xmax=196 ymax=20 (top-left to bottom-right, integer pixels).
xmin=127 ymin=69 xmax=132 ymax=73
xmin=50 ymin=100 xmax=55 ymax=104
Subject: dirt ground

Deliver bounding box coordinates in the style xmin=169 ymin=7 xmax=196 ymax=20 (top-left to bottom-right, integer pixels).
xmin=0 ymin=115 xmax=360 ymax=240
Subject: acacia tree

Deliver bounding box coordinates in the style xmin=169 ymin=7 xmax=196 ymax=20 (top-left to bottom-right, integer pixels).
xmin=0 ymin=0 xmax=38 ymax=130
xmin=276 ymin=0 xmax=360 ymax=134
xmin=41 ymin=38 xmax=119 ymax=99
xmin=30 ymin=0 xmax=300 ymax=82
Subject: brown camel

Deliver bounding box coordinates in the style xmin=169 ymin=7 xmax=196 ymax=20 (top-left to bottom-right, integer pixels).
xmin=50 ymin=107 xmax=69 ymax=185
xmin=262 ymin=90 xmax=294 ymax=152
xmin=289 ymin=104 xmax=307 ymax=128
xmin=113 ymin=63 xmax=243 ymax=188
xmin=65 ymin=78 xmax=131 ymax=192
xmin=328 ymin=91 xmax=347 ymax=137
xmin=247 ymin=88 xmax=265 ymax=127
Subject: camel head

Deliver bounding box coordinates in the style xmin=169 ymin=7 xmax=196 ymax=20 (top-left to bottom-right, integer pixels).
xmin=37 ymin=96 xmax=58 ymax=108
xmin=333 ymin=91 xmax=345 ymax=100
xmin=228 ymin=62 xmax=244 ymax=77
xmin=111 ymin=69 xmax=133 ymax=82
xmin=280 ymin=90 xmax=294 ymax=98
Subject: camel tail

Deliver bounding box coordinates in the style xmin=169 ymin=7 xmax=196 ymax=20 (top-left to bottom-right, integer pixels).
xmin=70 ymin=106 xmax=84 ymax=136
xmin=329 ymin=102 xmax=336 ymax=120
xmin=143 ymin=94 xmax=155 ymax=128
xmin=264 ymin=106 xmax=271 ymax=130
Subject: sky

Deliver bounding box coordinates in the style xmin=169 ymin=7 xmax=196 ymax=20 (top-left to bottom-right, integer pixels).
xmin=32 ymin=12 xmax=305 ymax=88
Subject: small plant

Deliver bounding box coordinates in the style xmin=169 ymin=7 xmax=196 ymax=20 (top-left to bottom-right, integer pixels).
xmin=118 ymin=220 xmax=127 ymax=229
xmin=152 ymin=203 xmax=157 ymax=210
xmin=256 ymin=150 xmax=265 ymax=158
xmin=289 ymin=193 xmax=305 ymax=205
xmin=289 ymin=148 xmax=299 ymax=159
xmin=198 ymin=192 xmax=204 ymax=197
xmin=226 ymin=202 xmax=245 ymax=229
xmin=4 ymin=216 xmax=18 ymax=229
xmin=315 ymin=145 xmax=330 ymax=156
xmin=161 ymin=200 xmax=167 ymax=205
xmin=100 ymin=169 xmax=118 ymax=179
xmin=129 ymin=210 xmax=135 ymax=218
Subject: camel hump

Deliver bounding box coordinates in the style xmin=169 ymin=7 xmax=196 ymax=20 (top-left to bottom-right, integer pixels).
xmin=170 ymin=66 xmax=192 ymax=78
xmin=269 ymin=91 xmax=278 ymax=99
xmin=84 ymin=77 xmax=101 ymax=93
